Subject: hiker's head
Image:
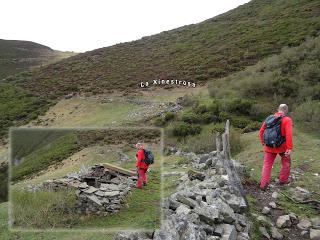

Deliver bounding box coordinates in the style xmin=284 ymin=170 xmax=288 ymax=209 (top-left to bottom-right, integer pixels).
xmin=135 ymin=142 xmax=144 ymax=150
xmin=278 ymin=104 xmax=289 ymax=114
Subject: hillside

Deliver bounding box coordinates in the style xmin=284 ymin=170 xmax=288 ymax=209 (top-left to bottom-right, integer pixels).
xmin=207 ymin=36 xmax=320 ymax=134
xmin=150 ymin=35 xmax=319 ymax=158
xmin=0 ymin=0 xmax=319 ymax=140
xmin=4 ymin=0 xmax=320 ymax=97
xmin=0 ymin=39 xmax=76 ymax=80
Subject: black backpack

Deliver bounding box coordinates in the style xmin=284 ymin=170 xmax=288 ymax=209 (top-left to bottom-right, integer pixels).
xmin=143 ymin=149 xmax=154 ymax=165
xmin=263 ymin=115 xmax=286 ymax=148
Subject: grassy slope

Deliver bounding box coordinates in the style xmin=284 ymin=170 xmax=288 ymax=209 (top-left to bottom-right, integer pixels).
xmin=11 ymin=129 xmax=70 ymax=161
xmin=208 ymin=35 xmax=320 ymax=133
xmin=0 ymin=83 xmax=51 ymax=138
xmin=27 ymin=97 xmax=142 ymax=128
xmin=0 ymin=39 xmax=76 ymax=80
xmin=0 ymin=202 xmax=115 ymax=240
xmin=11 ymin=133 xmax=79 ymax=182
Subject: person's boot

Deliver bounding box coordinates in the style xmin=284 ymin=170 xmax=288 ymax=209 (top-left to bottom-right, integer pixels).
xmin=143 ymin=182 xmax=147 ymax=186
xmin=260 ymin=182 xmax=269 ymax=191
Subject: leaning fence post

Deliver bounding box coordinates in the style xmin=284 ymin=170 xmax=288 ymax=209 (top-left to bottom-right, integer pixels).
xmin=217 ymin=120 xmax=248 ymax=207
xmin=215 ymin=132 xmax=221 ymax=153
xmin=224 ymin=119 xmax=231 ymax=160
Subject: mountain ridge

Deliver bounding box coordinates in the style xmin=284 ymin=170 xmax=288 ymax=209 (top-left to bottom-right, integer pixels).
xmin=0 ymin=39 xmax=76 ymax=80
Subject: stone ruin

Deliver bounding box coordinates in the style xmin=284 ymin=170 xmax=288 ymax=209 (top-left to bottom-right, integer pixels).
xmin=75 ymin=164 xmax=136 ymax=215
xmin=31 ymin=163 xmax=137 ymax=215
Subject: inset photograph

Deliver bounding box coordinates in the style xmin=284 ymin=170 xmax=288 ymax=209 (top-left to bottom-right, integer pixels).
xmin=9 ymin=128 xmax=162 ymax=231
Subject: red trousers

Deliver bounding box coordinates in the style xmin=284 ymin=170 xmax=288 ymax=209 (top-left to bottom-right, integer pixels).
xmin=137 ymin=168 xmax=148 ymax=188
xmin=260 ymin=152 xmax=291 ymax=189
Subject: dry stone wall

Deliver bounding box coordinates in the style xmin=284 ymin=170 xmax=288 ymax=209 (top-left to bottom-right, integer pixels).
xmin=116 ymin=148 xmax=250 ymax=240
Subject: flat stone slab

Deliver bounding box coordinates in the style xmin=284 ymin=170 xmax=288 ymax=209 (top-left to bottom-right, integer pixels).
xmin=95 ymin=190 xmax=105 ymax=197
xmin=83 ymin=186 xmax=98 ymax=194
xmin=106 ymin=184 xmax=121 ymax=191
xmin=86 ymin=194 xmax=102 ymax=206
xmin=79 ymin=182 xmax=88 ymax=189
xmin=194 ymin=205 xmax=220 ymax=226
xmin=104 ymin=191 xmax=120 ymax=197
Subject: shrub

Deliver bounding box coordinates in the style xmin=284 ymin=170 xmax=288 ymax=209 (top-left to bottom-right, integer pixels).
xmin=210 ymin=123 xmax=226 ymax=134
xmin=293 ymin=101 xmax=320 ymax=134
xmin=207 ymin=100 xmax=221 ymax=115
xmin=231 ymin=117 xmax=251 ymax=129
xmin=298 ymin=84 xmax=320 ymax=101
xmin=298 ymin=63 xmax=320 ymax=84
xmin=221 ymin=98 xmax=254 ymax=115
xmin=182 ymin=132 xmax=215 ymax=154
xmin=243 ymin=121 xmax=262 ymax=133
xmin=181 ymin=112 xmax=202 ymax=124
xmin=271 ymin=77 xmax=299 ymax=98
xmin=207 ymin=67 xmax=225 ymax=77
xmin=218 ymin=111 xmax=229 ymax=122
xmin=153 ymin=117 xmax=166 ymax=127
xmin=177 ymin=94 xmax=199 ymax=107
xmin=201 ymin=112 xmax=215 ymax=124
xmin=168 ymin=122 xmax=202 ymax=138
xmin=194 ymin=104 xmax=208 ymax=114
xmin=164 ymin=112 xmax=176 ymax=122
xmin=249 ymin=103 xmax=273 ymax=121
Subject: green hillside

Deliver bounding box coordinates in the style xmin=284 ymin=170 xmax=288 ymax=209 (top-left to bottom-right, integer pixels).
xmin=207 ymin=36 xmax=320 ymax=134
xmin=0 ymin=39 xmax=76 ymax=80
xmin=4 ymin=0 xmax=320 ymax=97
xmin=0 ymin=0 xmax=319 ymax=141
xmin=153 ymin=35 xmax=320 ymax=155
xmin=0 ymin=83 xmax=51 ymax=138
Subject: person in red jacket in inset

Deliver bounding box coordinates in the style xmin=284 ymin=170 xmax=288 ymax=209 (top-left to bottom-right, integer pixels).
xmin=135 ymin=142 xmax=148 ymax=189
xmin=259 ymin=104 xmax=293 ymax=190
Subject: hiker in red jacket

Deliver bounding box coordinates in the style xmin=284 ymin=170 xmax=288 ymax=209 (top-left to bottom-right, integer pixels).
xmin=259 ymin=104 xmax=293 ymax=190
xmin=136 ymin=142 xmax=148 ymax=189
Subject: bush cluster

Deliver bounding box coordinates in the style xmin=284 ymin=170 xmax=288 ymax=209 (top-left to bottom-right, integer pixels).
xmin=167 ymin=122 xmax=202 ymax=138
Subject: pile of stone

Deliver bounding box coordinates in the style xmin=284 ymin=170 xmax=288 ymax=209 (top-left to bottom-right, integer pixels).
xmin=116 ymin=146 xmax=249 ymax=240
xmin=28 ymin=163 xmax=137 ymax=215
xmin=153 ymin=168 xmax=249 ymax=240
xmin=273 ymin=214 xmax=320 ymax=239
xmin=76 ymin=181 xmax=133 ymax=215
xmin=75 ymin=164 xmax=136 ymax=215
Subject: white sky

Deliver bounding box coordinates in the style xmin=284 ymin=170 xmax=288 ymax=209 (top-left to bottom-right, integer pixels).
xmin=1 ymin=0 xmax=250 ymax=53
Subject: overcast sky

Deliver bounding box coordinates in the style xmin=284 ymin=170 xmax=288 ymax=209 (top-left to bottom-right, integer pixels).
xmin=1 ymin=0 xmax=250 ymax=53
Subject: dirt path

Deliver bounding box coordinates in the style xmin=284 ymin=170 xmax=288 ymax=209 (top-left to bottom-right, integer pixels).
xmin=245 ymin=179 xmax=319 ymax=240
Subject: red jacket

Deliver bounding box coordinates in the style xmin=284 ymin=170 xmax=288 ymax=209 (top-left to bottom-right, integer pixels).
xmin=259 ymin=112 xmax=293 ymax=153
xmin=136 ymin=149 xmax=148 ymax=170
